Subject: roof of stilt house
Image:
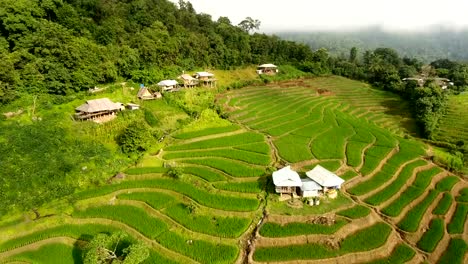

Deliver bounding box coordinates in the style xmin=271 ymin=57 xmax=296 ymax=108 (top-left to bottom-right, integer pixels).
xmin=305 ymin=165 xmax=344 ymax=187
xmin=157 ymin=80 xmax=178 ymax=86
xmin=300 ymin=178 xmax=323 ymax=191
xmin=272 ymin=166 xmax=302 ymax=187
xmin=179 ymin=74 xmax=197 ymax=81
xmin=258 ymin=63 xmax=277 ymax=68
xmin=75 ymin=98 xmax=121 ymax=113
xmin=195 ymin=71 xmax=215 ymax=78
xmin=137 ymin=87 xmax=152 ymax=98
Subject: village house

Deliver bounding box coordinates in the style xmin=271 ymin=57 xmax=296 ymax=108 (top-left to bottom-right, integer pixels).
xmin=306 ymin=165 xmax=345 ymax=198
xmin=178 ymin=74 xmax=199 ymax=88
xmin=137 ymin=87 xmax=155 ymax=100
xmin=157 ymin=80 xmax=179 ymax=92
xmin=272 ymin=166 xmax=302 ymax=197
xmin=194 ymin=71 xmax=217 ymax=87
xmin=75 ymin=98 xmax=124 ymax=121
xmin=272 ymin=165 xmax=345 ymax=201
xmin=257 ymin=64 xmax=279 ymax=75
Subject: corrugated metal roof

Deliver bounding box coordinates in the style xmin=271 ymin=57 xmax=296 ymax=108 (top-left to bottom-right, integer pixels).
xmin=272 ymin=166 xmax=302 ymax=187
xmin=196 ymin=72 xmax=214 ymax=77
xmin=76 ymin=98 xmax=121 ymax=113
xmin=157 ymin=80 xmax=178 ymax=86
xmin=258 ymin=63 xmax=277 ymax=68
xmin=306 ymin=165 xmax=344 ymax=187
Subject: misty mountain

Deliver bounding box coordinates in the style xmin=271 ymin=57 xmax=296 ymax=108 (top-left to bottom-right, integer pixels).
xmin=277 ymin=27 xmax=468 ymax=62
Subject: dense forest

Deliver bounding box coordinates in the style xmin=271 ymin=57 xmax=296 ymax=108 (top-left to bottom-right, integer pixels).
xmin=1 ymin=0 xmax=468 ymax=217
xmin=279 ymin=27 xmax=468 ymax=63
xmin=0 ymin=0 xmax=314 ymax=104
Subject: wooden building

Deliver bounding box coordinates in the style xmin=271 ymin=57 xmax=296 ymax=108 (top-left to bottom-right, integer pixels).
xmin=75 ymin=98 xmax=124 ymax=121
xmin=157 ymin=80 xmax=179 ymax=92
xmin=137 ymin=87 xmax=155 ymax=100
xmin=257 ymin=64 xmax=279 ymax=75
xmin=272 ymin=166 xmax=302 ymax=196
xmin=178 ymin=74 xmax=199 ymax=88
xmin=194 ymin=72 xmax=217 ymax=87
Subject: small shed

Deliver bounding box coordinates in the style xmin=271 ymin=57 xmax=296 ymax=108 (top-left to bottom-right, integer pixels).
xmin=272 ymin=166 xmax=302 ymax=196
xmin=179 ymin=74 xmax=199 ymax=88
xmin=194 ymin=72 xmax=217 ymax=87
xmin=257 ymin=64 xmax=278 ymax=75
xmin=126 ymin=103 xmax=140 ymax=110
xmin=158 ymin=80 xmax=178 ymax=92
xmin=137 ymin=87 xmax=154 ymax=100
xmin=300 ymin=178 xmax=322 ymax=198
xmin=305 ymin=165 xmax=345 ymax=190
xmin=75 ymin=98 xmax=123 ymax=121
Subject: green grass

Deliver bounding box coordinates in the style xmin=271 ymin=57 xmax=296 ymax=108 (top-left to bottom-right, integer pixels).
xmin=382 ymin=167 xmax=442 ymax=217
xmin=435 ymin=176 xmax=459 ymax=192
xmin=181 ymin=158 xmax=265 ymax=177
xmin=268 ymin=193 xmax=353 ymax=215
xmin=73 ymin=205 xmax=167 ymax=238
xmin=0 ymin=224 xmax=120 ymax=253
xmin=126 ymin=167 xmax=168 ymax=175
xmin=336 ymin=205 xmax=371 ymax=219
xmin=259 ymin=219 xmax=348 ymax=237
xmin=172 ymin=125 xmax=240 ymax=139
xmin=437 ymin=238 xmax=468 ymax=264
xmin=117 ymin=192 xmax=176 ymax=210
xmin=311 ymin=126 xmax=354 ymax=159
xmin=339 ymin=170 xmax=358 ymax=180
xmin=363 ymin=244 xmax=415 ymax=264
xmin=274 ymin=134 xmax=314 ymax=163
xmin=164 ymin=148 xmax=271 ymax=166
xmin=456 ymin=188 xmax=468 ymax=202
xmin=233 ymin=142 xmax=270 ymax=155
xmin=433 ymin=193 xmax=453 ymax=215
xmin=166 ymin=132 xmax=264 ymax=151
xmin=253 ymin=222 xmax=392 ymax=261
xmin=417 ymin=218 xmax=444 ymax=252
xmin=6 ymin=243 xmax=80 ymax=264
xmin=397 ymin=190 xmax=439 ymax=232
xmin=447 ymin=203 xmax=468 ymax=234
xmin=74 ymin=178 xmax=259 ymax=211
xmin=163 ymin=203 xmax=251 ymax=238
xmin=304 ymin=160 xmax=342 ymax=172
xmin=360 ymin=146 xmax=394 ymax=176
xmin=182 ymin=166 xmax=227 ymax=182
xmin=365 ymin=160 xmax=428 ymax=205
xmin=213 ymin=180 xmax=264 ymax=193
xmin=346 ymin=141 xmax=369 ymax=167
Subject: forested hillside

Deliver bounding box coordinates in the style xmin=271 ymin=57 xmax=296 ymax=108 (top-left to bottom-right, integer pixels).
xmin=0 ymin=0 xmax=313 ymax=104
xmin=278 ymin=27 xmax=468 ymax=62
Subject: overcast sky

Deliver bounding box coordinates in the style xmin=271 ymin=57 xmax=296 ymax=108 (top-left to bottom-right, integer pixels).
xmin=170 ymin=0 xmax=468 ymax=32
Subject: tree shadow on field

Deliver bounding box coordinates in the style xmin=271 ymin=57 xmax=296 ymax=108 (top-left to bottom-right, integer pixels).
xmin=379 ymin=99 xmax=421 ymax=136
xmin=72 ymin=236 xmax=86 ymax=264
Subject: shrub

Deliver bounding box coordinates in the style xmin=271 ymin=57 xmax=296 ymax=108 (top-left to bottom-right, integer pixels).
xmin=144 ymin=109 xmax=158 ymax=127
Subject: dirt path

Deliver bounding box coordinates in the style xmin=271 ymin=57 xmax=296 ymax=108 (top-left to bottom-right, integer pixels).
xmin=250 ymin=231 xmax=401 ymax=264
xmin=256 ymin=213 xmax=378 ymax=247
xmin=172 ymin=129 xmax=246 ymax=144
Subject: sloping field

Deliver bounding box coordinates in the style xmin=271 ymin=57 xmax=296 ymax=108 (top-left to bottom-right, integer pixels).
xmin=433 ymin=93 xmax=468 ymax=144
xmin=1 ymin=76 xmax=467 ymax=264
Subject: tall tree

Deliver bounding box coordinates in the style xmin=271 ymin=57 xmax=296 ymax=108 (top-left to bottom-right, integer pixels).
xmin=238 ymin=17 xmax=261 ymax=33
xmin=349 ymin=47 xmax=357 ymax=63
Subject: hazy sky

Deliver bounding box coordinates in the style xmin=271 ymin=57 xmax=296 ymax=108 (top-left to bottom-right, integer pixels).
xmin=171 ymin=0 xmax=468 ymax=32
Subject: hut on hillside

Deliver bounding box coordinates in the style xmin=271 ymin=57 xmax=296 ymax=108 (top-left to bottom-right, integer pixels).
xmin=75 ymin=98 xmax=124 ymax=121
xmin=272 ymin=166 xmax=302 ymax=197
xmin=157 ymin=80 xmax=179 ymax=92
xmin=300 ymin=178 xmax=323 ymax=198
xmin=194 ymin=72 xmax=217 ymax=87
xmin=178 ymin=74 xmax=199 ymax=88
xmin=257 ymin=64 xmax=279 ymax=75
xmin=137 ymin=87 xmax=155 ymax=100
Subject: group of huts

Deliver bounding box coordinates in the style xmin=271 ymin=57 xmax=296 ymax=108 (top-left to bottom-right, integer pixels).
xmin=75 ymin=64 xmax=279 ymax=122
xmin=272 ymin=165 xmax=345 ymax=203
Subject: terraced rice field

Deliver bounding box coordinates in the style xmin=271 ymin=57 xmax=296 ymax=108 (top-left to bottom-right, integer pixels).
xmin=433 ymin=93 xmax=468 ymax=144
xmin=0 ymin=76 xmax=467 ymax=264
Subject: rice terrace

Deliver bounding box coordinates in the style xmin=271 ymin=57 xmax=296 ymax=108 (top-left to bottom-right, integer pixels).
xmin=0 ymin=75 xmax=466 ymax=264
